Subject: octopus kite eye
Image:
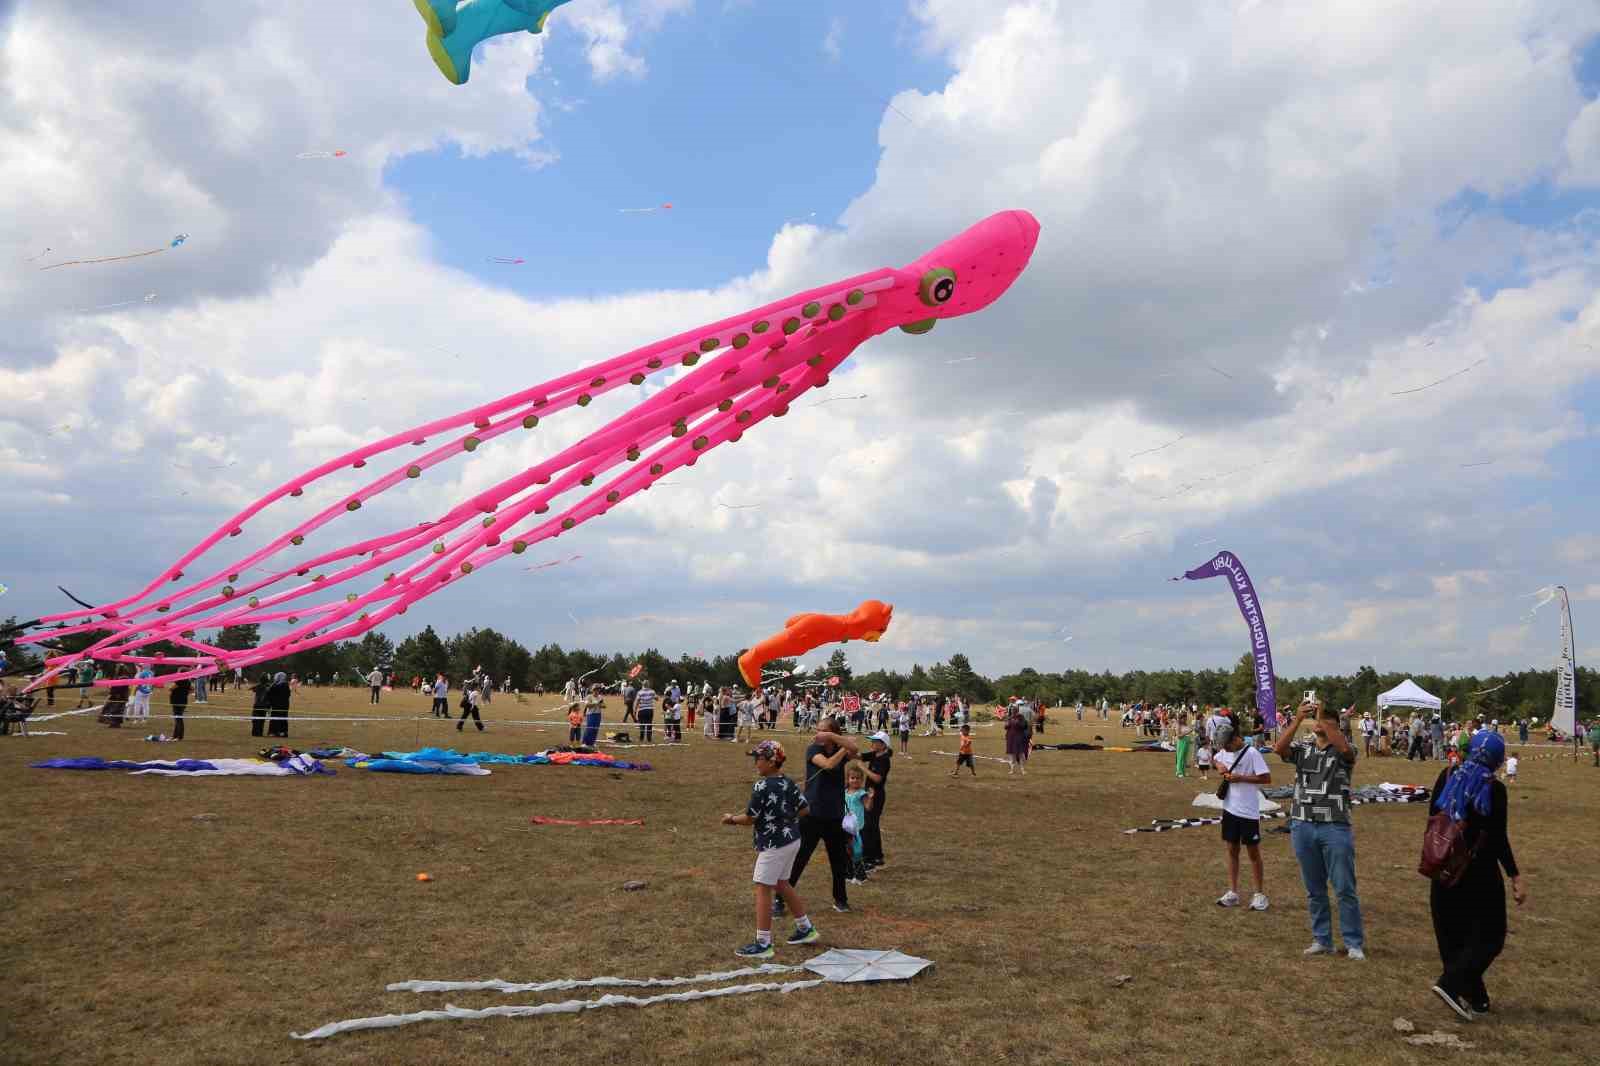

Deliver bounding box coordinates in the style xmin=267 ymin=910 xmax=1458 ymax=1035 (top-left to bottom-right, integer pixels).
xmin=918 ymin=267 xmax=957 ymax=307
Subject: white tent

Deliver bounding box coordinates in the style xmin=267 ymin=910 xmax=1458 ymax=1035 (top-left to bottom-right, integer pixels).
xmin=1377 ymin=678 xmax=1441 ymax=712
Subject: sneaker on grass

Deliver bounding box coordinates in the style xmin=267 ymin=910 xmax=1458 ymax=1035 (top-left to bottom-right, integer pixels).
xmin=1302 ymin=942 xmax=1332 ymax=956
xmin=1216 ymin=890 xmax=1240 ymax=907
xmin=832 ymin=901 xmax=852 ymax=913
xmin=772 ymin=898 xmax=786 ymax=917
xmin=1249 ymin=892 xmax=1269 ymax=911
xmin=1431 ymin=984 xmax=1473 ymax=1022
xmin=786 ymin=925 xmax=820 ymax=946
xmin=735 ymin=941 xmax=775 ymax=960
xmin=1346 ymin=946 xmax=1366 ymax=961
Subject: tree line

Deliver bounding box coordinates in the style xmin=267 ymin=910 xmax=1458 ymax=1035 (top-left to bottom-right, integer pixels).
xmin=4 ymin=617 xmax=1590 ymax=721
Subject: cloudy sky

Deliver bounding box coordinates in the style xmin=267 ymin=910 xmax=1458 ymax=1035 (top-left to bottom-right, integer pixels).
xmin=3 ymin=0 xmax=1597 ymax=681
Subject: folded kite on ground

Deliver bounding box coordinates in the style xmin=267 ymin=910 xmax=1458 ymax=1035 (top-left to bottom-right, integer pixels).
xmin=33 ymin=756 xmax=332 ymax=776
xmin=349 ymin=758 xmax=491 ymax=776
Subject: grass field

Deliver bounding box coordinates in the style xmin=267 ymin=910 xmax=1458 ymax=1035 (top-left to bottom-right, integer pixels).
xmin=4 ymin=685 xmax=1597 ymax=1065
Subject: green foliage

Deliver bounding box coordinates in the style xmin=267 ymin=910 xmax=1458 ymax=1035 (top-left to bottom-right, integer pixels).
xmin=215 ymin=625 xmax=260 ymax=651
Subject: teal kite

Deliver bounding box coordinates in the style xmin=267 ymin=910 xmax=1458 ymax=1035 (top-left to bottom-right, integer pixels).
xmin=413 ymin=0 xmax=575 ymax=85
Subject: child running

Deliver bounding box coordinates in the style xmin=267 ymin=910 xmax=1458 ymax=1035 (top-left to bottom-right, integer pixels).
xmin=951 ymin=723 xmax=977 ymax=777
xmin=844 ymin=764 xmax=871 ymax=884
xmin=720 ymin=740 xmax=820 ymax=958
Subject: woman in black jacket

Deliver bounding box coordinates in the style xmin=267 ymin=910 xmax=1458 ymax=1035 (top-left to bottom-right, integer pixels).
xmin=1428 ymin=731 xmax=1526 ymax=1020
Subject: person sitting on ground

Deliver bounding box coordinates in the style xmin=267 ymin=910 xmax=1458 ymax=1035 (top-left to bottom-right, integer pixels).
xmin=720 ymin=739 xmax=819 ymax=958
xmin=1214 ymin=722 xmax=1271 ymax=911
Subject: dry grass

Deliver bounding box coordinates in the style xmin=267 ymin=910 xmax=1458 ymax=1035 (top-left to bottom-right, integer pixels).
xmin=3 ymin=687 xmax=1597 ymax=1065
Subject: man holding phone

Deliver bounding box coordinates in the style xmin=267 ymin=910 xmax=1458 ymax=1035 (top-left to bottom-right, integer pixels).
xmin=1274 ymin=697 xmax=1366 ymax=960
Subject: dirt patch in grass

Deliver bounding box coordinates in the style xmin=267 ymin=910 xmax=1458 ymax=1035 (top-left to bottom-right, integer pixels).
xmin=4 ymin=688 xmax=1597 ymax=1064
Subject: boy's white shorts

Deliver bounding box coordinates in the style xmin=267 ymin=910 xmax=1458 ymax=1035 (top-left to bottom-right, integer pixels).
xmin=751 ymin=839 xmax=802 ymax=886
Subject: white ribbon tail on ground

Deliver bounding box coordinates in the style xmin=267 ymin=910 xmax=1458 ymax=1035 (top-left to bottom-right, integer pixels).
xmin=389 ymin=963 xmax=802 ymax=995
xmin=291 ymin=978 xmax=824 ymax=1040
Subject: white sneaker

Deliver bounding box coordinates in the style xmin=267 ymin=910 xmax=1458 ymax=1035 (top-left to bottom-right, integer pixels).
xmin=1303 ymin=942 xmax=1332 ymax=956
xmin=1249 ymin=893 xmax=1269 ymax=911
xmin=1216 ymin=890 xmax=1240 ymax=907
xmin=1346 ymin=946 xmax=1366 ymax=961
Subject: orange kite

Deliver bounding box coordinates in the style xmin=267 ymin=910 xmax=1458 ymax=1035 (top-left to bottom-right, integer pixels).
xmin=738 ymin=600 xmax=894 ymax=689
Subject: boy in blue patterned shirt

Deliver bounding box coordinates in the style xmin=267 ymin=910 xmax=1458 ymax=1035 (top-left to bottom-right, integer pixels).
xmin=721 ymin=739 xmax=821 ymax=958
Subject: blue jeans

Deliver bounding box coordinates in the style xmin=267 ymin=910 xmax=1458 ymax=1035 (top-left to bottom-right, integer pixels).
xmin=1291 ymin=820 xmax=1364 ymax=950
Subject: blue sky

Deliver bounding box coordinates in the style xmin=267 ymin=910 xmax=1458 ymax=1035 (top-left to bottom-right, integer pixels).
xmin=394 ymin=2 xmax=950 ymax=295
xmin=3 ymin=0 xmax=1599 ymax=681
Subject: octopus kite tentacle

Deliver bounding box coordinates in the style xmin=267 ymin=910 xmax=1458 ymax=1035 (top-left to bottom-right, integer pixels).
xmin=21 ymin=211 xmax=1040 ymax=687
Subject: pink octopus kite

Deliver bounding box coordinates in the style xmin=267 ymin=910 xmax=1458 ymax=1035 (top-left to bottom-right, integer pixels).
xmin=18 ymin=211 xmax=1040 ymax=688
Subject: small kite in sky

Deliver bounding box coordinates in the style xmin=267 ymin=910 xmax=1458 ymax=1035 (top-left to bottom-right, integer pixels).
xmin=415 ymin=0 xmax=575 ymax=85
xmin=40 ymin=234 xmax=187 ymax=271
xmin=807 ymin=394 xmax=868 ymax=407
xmin=1460 ymin=460 xmax=1494 ymax=468
xmin=296 ymin=150 xmax=348 ymax=159
xmin=487 ymin=257 xmax=526 ymax=264
xmin=620 ymin=203 xmax=674 ymax=214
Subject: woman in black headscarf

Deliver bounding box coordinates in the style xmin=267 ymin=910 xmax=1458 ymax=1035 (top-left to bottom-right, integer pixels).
xmin=266 ymin=671 xmax=292 ymax=738
xmin=1427 ymin=732 xmax=1526 ymax=1020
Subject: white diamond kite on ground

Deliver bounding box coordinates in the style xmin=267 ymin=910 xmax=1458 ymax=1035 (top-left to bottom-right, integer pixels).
xmin=294 ymin=951 xmax=933 ymax=1041
xmin=803 ymin=949 xmax=933 ymax=983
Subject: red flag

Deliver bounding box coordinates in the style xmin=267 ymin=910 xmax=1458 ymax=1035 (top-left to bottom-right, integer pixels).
xmin=627 ymin=663 xmax=642 ymax=679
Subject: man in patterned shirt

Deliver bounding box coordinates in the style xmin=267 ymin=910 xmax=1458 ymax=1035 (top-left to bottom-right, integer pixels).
xmin=721 ymin=740 xmax=820 ymax=958
xmin=1274 ymin=697 xmax=1366 ymax=960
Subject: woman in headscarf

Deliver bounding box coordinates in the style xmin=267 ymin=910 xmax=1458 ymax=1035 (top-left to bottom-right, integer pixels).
xmin=1427 ymin=732 xmax=1526 ymax=1020
xmin=266 ymin=671 xmax=292 ymax=738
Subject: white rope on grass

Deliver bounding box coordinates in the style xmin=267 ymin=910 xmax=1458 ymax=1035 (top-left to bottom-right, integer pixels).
xmin=390 ymin=963 xmax=802 ymax=995
xmin=928 ymin=750 xmax=1011 ymax=764
xmin=291 ymin=977 xmax=824 ymax=1040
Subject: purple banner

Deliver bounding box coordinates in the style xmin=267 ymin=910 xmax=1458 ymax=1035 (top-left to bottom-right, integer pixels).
xmin=1176 ymin=551 xmax=1278 ymax=729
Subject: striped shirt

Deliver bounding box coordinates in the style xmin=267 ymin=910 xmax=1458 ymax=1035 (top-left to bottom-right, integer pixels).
xmin=634 ymin=687 xmax=656 ymax=715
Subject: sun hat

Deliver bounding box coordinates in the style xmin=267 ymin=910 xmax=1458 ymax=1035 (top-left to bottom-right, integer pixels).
xmin=869 ymin=731 xmax=891 ymax=746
